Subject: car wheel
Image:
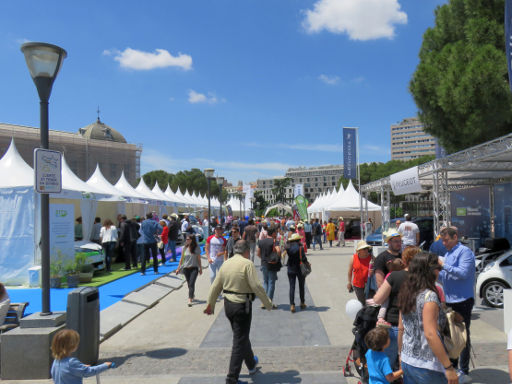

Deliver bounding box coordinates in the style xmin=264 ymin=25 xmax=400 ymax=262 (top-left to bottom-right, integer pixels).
xmin=482 ymin=280 xmax=507 ymax=308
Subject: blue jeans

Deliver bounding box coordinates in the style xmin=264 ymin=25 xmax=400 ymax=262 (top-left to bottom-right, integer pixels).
xmin=102 ymin=241 xmax=116 ymax=271
xmin=261 ymin=265 xmax=277 ymax=300
xmin=210 ymin=257 xmax=224 ymax=284
xmin=402 ymin=362 xmax=447 ymax=384
xmin=168 ymin=240 xmax=177 ymax=261
xmin=313 ymin=235 xmax=323 ymax=250
xmin=384 ymin=326 xmax=399 ymax=370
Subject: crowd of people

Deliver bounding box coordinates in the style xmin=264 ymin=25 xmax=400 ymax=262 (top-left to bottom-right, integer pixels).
xmin=347 ymin=225 xmax=476 ymax=384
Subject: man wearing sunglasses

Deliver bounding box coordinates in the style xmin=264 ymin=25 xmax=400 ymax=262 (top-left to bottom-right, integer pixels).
xmin=374 ymin=231 xmax=402 ymax=288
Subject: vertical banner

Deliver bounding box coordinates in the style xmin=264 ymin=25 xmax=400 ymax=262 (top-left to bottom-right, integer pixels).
xmin=343 ymin=127 xmax=357 ymax=179
xmin=506 ymin=0 xmax=512 ymax=92
xmin=50 ymin=203 xmax=75 ymax=265
xmin=294 ymin=184 xmax=304 ymax=198
xmin=295 ymin=195 xmax=309 ymax=221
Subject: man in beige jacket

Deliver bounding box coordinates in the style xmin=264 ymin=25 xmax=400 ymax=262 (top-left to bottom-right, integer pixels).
xmin=204 ymin=240 xmax=272 ymax=384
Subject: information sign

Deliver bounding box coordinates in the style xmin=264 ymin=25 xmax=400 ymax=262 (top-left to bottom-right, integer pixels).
xmin=34 ymin=148 xmax=62 ymax=193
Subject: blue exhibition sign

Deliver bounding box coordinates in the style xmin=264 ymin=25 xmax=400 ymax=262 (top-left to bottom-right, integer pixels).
xmin=506 ymin=0 xmax=512 ymax=92
xmin=343 ymin=127 xmax=357 ymax=179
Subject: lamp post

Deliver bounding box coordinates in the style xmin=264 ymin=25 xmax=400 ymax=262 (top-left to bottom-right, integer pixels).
xmin=250 ymin=197 xmax=255 ymax=218
xmin=21 ymin=42 xmax=67 ymax=315
xmin=204 ymin=168 xmax=214 ymax=236
xmin=216 ymin=176 xmax=224 ymax=227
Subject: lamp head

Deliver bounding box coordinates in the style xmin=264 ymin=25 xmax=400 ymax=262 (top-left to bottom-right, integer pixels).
xmin=21 ymin=42 xmax=67 ymax=102
xmin=216 ymin=176 xmax=224 ymax=187
xmin=204 ymin=168 xmax=215 ymax=178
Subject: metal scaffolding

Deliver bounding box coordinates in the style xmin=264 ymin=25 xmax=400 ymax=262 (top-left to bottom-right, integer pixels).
xmin=361 ymin=132 xmax=512 ymax=236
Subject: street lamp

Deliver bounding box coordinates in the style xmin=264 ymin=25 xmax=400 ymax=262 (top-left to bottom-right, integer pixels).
xmin=216 ymin=176 xmax=224 ymax=226
xmin=21 ymin=42 xmax=67 ymax=316
xmin=204 ymin=168 xmax=214 ymax=236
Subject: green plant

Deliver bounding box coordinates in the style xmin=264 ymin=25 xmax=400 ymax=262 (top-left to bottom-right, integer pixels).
xmin=80 ymin=264 xmax=94 ymax=273
xmin=50 ymin=258 xmax=63 ymax=278
xmin=64 ymin=260 xmax=79 ymax=276
xmin=75 ymin=252 xmax=88 ymax=271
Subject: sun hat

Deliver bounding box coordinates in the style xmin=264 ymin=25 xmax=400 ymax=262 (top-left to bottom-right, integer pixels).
xmin=170 ymin=213 xmax=178 ymax=219
xmin=356 ymin=240 xmax=372 ymax=252
xmin=384 ymin=230 xmax=402 ymax=242
xmin=288 ymin=233 xmax=302 ymax=242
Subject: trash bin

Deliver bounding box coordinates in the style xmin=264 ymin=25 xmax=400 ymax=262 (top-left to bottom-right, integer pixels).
xmin=66 ymin=287 xmax=99 ymax=365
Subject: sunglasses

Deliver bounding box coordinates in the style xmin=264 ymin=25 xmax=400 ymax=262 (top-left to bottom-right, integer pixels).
xmin=186 ymin=238 xmax=192 ymax=241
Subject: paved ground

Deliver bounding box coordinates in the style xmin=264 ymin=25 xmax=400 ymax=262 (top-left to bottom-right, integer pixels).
xmin=4 ymin=242 xmax=509 ymax=383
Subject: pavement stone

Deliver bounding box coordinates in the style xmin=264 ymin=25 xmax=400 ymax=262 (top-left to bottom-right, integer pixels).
xmin=154 ymin=274 xmax=186 ymax=289
xmin=122 ymin=283 xmax=173 ymax=307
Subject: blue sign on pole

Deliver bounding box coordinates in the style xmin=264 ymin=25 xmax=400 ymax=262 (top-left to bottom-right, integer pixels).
xmin=343 ymin=127 xmax=357 ymax=179
xmin=506 ymin=0 xmax=512 ymax=92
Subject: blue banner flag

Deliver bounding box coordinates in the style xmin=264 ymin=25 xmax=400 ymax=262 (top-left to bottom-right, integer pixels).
xmin=343 ymin=127 xmax=357 ymax=179
xmin=506 ymin=0 xmax=512 ymax=92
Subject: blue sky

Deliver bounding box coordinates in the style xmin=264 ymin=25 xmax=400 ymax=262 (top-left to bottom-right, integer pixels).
xmin=0 ymin=0 xmax=446 ymax=184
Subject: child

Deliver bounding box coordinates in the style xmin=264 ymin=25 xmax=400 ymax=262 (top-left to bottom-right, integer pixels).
xmin=51 ymin=329 xmax=112 ymax=384
xmin=366 ymin=258 xmax=404 ymax=327
xmin=364 ymin=327 xmax=403 ymax=383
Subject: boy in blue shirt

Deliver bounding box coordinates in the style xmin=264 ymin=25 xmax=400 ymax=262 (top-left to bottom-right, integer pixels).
xmin=365 ymin=327 xmax=403 ymax=383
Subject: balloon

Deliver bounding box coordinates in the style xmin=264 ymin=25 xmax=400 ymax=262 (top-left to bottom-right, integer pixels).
xmin=345 ymin=299 xmax=363 ymax=320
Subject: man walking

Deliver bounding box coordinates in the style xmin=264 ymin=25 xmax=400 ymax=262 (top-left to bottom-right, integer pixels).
xmin=438 ymin=226 xmax=475 ymax=383
xmin=303 ymin=219 xmax=312 ymax=249
xmin=374 ymin=231 xmax=402 ymax=288
xmin=204 ymin=240 xmax=272 ymax=384
xmin=206 ymin=225 xmax=227 ymax=284
xmin=242 ymin=219 xmax=258 ymax=262
xmin=119 ymin=215 xmax=139 ymax=270
xmin=312 ymin=218 xmax=323 ymax=250
xmin=140 ymin=212 xmax=163 ymax=275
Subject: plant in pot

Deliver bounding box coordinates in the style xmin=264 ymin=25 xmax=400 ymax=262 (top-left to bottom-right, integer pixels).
xmin=64 ymin=260 xmax=80 ymax=288
xmin=76 ymin=252 xmax=94 ymax=283
xmin=50 ymin=258 xmax=63 ymax=288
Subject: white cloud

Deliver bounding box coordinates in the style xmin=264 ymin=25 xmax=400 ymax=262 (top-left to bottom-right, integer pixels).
xmin=303 ymin=0 xmax=407 ymax=41
xmin=188 ymin=90 xmax=223 ymax=104
xmin=318 ymin=74 xmax=340 ymax=85
xmin=104 ymin=48 xmax=192 ymax=70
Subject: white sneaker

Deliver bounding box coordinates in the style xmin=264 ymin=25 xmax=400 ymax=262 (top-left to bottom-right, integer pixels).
xmin=457 ymin=370 xmax=472 ymax=383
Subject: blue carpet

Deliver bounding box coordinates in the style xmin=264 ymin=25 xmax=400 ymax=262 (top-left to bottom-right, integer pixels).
xmin=7 ymin=245 xmax=206 ymax=315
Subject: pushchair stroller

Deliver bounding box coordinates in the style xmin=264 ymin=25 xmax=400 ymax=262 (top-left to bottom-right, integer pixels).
xmin=343 ymin=305 xmax=379 ymax=384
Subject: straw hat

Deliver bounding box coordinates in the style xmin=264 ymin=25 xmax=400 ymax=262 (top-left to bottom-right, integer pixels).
xmin=384 ymin=230 xmax=402 ymax=243
xmin=356 ymin=240 xmax=372 ymax=252
xmin=288 ymin=233 xmax=302 ymax=242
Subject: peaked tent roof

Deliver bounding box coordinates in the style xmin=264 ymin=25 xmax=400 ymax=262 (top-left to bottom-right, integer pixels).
xmin=0 ymin=139 xmax=33 ymax=188
xmin=55 ymin=155 xmax=106 ymax=199
xmin=164 ymin=185 xmax=186 ymax=206
xmin=136 ymin=179 xmax=164 ymax=202
xmin=86 ymin=165 xmax=127 ymax=198
xmin=151 ymin=183 xmax=173 ymax=203
xmin=115 ymin=171 xmax=148 ymax=201
xmin=328 ymin=180 xmax=381 ymax=212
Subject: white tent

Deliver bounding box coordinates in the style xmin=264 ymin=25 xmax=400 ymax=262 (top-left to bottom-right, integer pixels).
xmin=115 ymin=171 xmax=148 ymax=201
xmin=164 ymin=185 xmax=187 ymax=207
xmin=264 ymin=203 xmax=292 ymax=217
xmin=0 ymin=140 xmax=36 ymax=284
xmin=328 ymin=180 xmax=381 ymax=212
xmin=135 ymin=178 xmax=163 ymax=203
xmin=86 ymin=165 xmax=127 ymax=201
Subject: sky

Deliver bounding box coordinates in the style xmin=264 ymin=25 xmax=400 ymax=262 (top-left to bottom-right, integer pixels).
xmin=0 ymin=0 xmax=447 ymax=184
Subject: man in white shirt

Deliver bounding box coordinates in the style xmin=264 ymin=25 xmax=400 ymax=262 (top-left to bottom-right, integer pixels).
xmin=206 ymin=225 xmax=227 ymax=284
xmin=397 ymin=214 xmax=419 ymax=247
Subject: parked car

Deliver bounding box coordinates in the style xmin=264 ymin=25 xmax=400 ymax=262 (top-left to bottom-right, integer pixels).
xmin=344 ymin=219 xmax=361 ymax=239
xmin=366 ymin=218 xmax=404 ymax=246
xmin=476 ymin=249 xmax=512 ymax=308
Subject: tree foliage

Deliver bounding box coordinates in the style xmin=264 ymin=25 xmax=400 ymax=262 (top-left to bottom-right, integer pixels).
xmin=253 ymin=190 xmax=269 ymax=217
xmin=272 ymin=177 xmax=292 ymax=204
xmin=141 ymin=168 xmax=226 ymax=202
xmin=410 ymin=0 xmax=512 ymax=153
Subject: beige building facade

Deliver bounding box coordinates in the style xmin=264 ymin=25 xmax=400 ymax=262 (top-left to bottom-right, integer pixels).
xmin=391 ymin=117 xmax=436 ymax=161
xmin=0 ymin=119 xmax=142 ymax=185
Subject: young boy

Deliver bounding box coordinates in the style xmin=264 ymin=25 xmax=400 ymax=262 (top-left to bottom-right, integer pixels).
xmin=365 ymin=327 xmax=403 ymax=384
xmin=51 ymin=329 xmax=112 ymax=384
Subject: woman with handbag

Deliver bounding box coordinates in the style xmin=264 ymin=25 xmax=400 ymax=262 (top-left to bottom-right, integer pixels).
xmin=397 ymin=252 xmax=458 ymax=384
xmin=285 ymin=233 xmax=309 ymax=313
xmin=176 ymin=234 xmax=202 ymax=307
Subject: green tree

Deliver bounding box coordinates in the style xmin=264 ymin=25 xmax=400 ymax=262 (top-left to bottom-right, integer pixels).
xmin=410 ymin=0 xmax=512 ymax=153
xmin=143 ymin=170 xmax=173 ymax=189
xmin=253 ymin=190 xmax=268 ymax=217
xmin=272 ymin=177 xmax=292 ymax=204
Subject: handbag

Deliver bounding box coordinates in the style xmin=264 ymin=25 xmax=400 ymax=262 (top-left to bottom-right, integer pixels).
xmin=443 ymin=309 xmax=467 ymax=359
xmin=299 ymin=246 xmax=311 ymax=277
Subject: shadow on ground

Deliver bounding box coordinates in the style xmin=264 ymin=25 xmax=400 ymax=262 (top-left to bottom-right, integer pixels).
xmin=104 ymin=347 xmax=188 ymax=366
xmin=469 ymin=368 xmax=509 ymax=383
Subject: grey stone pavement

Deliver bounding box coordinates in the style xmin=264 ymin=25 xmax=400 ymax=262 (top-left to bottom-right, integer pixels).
xmin=3 ymin=243 xmax=509 ymax=383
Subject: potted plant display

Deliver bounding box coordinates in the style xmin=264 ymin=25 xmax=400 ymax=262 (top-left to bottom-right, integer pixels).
xmin=64 ymin=260 xmax=80 ymax=288
xmin=50 ymin=258 xmax=63 ymax=288
xmin=75 ymin=253 xmax=94 ymax=283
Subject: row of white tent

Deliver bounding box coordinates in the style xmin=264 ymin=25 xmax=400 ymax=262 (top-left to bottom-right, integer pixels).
xmin=0 ymin=139 xmax=225 ymax=285
xmin=307 ymin=180 xmax=381 ymax=219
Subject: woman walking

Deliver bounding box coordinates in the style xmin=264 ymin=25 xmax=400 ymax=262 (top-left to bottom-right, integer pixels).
xmin=285 ymin=233 xmax=308 ymax=313
xmin=100 ymin=219 xmax=118 ymax=272
xmin=398 ymin=252 xmax=458 ymax=384
xmin=158 ymin=220 xmax=169 ymax=265
xmin=347 ymin=240 xmax=372 ymax=305
xmin=326 ymin=218 xmax=336 ymax=247
xmin=176 ymin=234 xmax=203 ymax=307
